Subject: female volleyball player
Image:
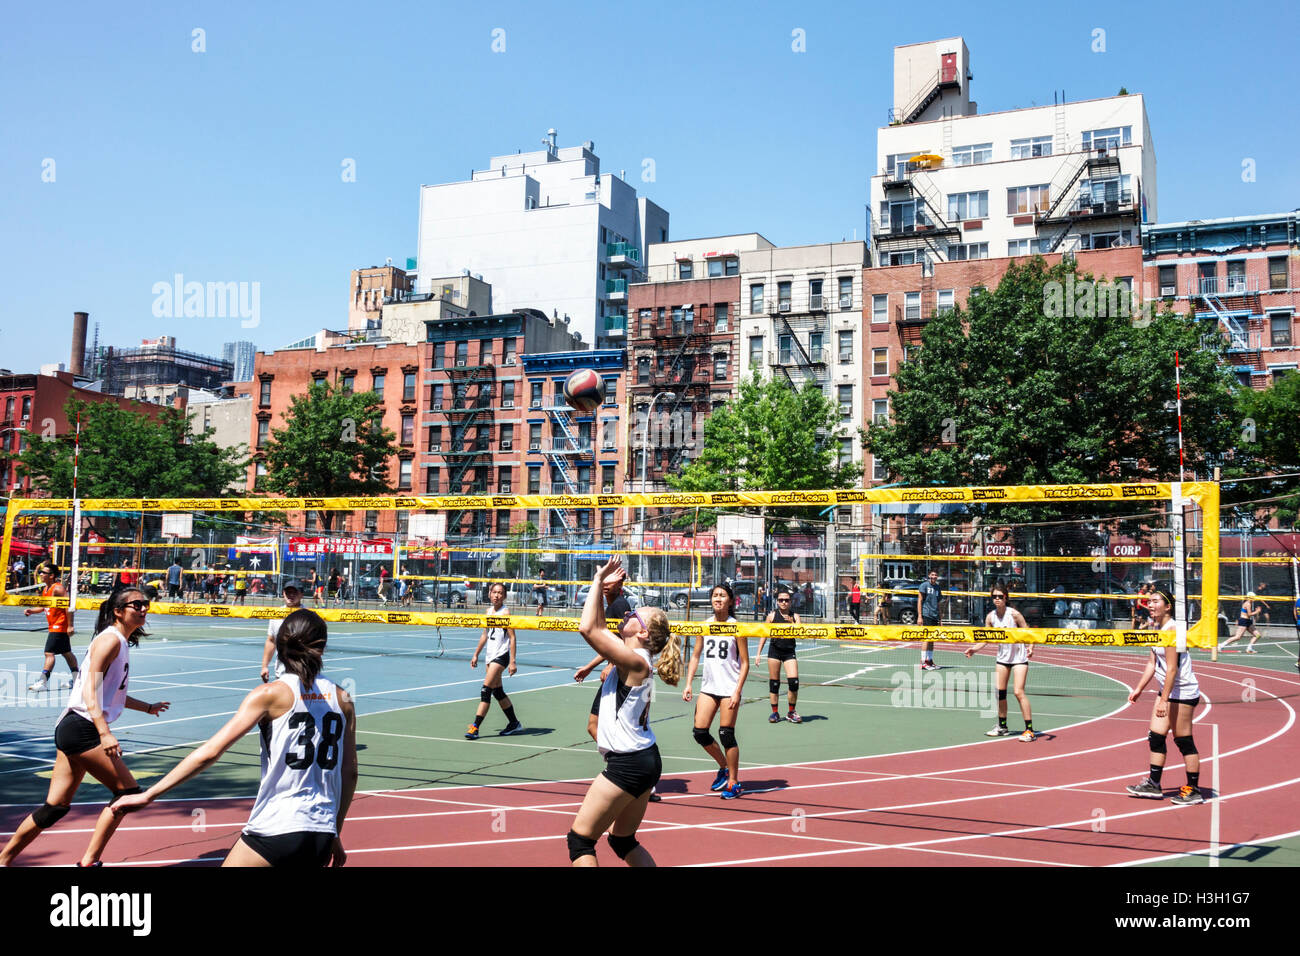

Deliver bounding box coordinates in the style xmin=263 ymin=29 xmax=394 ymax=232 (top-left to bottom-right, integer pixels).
xmin=465 ymin=581 xmax=522 ymax=739
xmin=1220 ymin=592 xmax=1260 ymax=652
xmin=682 ymin=583 xmax=749 ymax=799
xmin=24 ymin=563 xmax=78 ymax=691
xmin=567 ymin=557 xmax=680 ymax=866
xmin=1125 ymin=588 xmax=1204 ymax=805
xmin=113 ymin=609 xmax=358 ymax=866
xmin=756 ymin=586 xmax=802 ymax=723
xmin=0 ymin=589 xmax=170 ymax=867
xmin=963 ymin=585 xmax=1035 ymax=741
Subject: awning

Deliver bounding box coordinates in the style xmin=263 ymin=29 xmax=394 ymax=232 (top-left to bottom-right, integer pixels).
xmin=6 ymin=539 xmax=47 ymax=557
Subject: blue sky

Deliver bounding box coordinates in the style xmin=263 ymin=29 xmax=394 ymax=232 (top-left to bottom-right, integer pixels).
xmin=2 ymin=0 xmax=1296 ymax=375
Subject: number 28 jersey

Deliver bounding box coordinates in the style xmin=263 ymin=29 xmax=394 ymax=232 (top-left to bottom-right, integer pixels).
xmin=700 ymin=618 xmax=741 ymax=696
xmin=245 ymin=674 xmax=347 ymax=837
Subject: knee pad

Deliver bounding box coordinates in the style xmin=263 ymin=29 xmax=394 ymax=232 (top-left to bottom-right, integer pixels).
xmin=32 ymin=803 xmax=70 ymax=829
xmin=692 ymin=727 xmax=715 ymax=747
xmin=769 ymin=679 xmax=780 ymax=695
xmin=1147 ymin=731 xmax=1168 ymax=754
xmin=1173 ymin=735 xmax=1197 ymax=756
xmin=112 ymin=786 xmax=142 ymax=800
xmin=480 ymin=685 xmax=492 ymax=703
xmin=997 ymin=689 xmax=1008 ymax=701
xmin=492 ymin=685 xmax=507 ymax=701
xmin=566 ymin=829 xmax=597 ymax=862
xmin=718 ymin=726 xmax=737 ymax=751
xmin=787 ymin=677 xmax=798 ymax=694
xmin=607 ymin=833 xmax=640 ymax=860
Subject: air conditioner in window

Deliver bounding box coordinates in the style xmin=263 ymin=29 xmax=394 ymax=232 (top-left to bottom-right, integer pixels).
xmin=602 ymin=443 xmax=615 ymax=451
xmin=502 ymin=400 xmax=514 ymax=409
xmin=1160 ymin=286 xmax=1176 ymax=297
xmin=840 ymin=296 xmax=853 ymax=310
xmin=500 ymin=440 xmax=513 ymax=450
xmin=529 ymin=442 xmax=541 ymax=451
xmin=429 ymin=444 xmax=442 ymax=452
xmin=456 ymin=360 xmax=466 ymax=367
xmin=500 ymin=484 xmax=511 ymax=493
xmin=602 ymin=484 xmax=614 ymax=493
xmin=530 ymin=399 xmax=542 ymax=408
xmin=431 ymin=402 xmax=444 ymax=410
xmin=504 ymin=357 xmax=516 ymax=366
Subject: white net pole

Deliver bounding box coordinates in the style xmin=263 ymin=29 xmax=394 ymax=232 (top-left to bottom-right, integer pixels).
xmin=1170 ymin=481 xmax=1188 ymax=652
xmin=67 ymin=498 xmax=82 ymax=629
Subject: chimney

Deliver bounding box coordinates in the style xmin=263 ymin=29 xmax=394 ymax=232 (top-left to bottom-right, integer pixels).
xmin=71 ymin=312 xmax=89 ymax=377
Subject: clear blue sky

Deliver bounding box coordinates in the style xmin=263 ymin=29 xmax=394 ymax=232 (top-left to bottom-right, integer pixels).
xmin=2 ymin=0 xmax=1296 ymax=375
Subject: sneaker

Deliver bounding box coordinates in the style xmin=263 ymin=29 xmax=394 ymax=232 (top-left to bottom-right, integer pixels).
xmin=920 ymin=660 xmax=938 ymax=671
xmin=1126 ymin=777 xmax=1164 ymax=799
xmin=1244 ymin=648 xmax=1257 ymax=654
xmin=1018 ymin=729 xmax=1036 ymax=742
xmin=985 ymin=726 xmax=1014 ymax=737
xmin=464 ymin=725 xmax=480 ymax=740
xmin=710 ymin=768 xmax=730 ymax=792
xmin=786 ymin=711 xmax=802 ymax=724
xmin=648 ymin=792 xmax=662 ymax=803
xmin=28 ymin=677 xmax=48 ymax=692
xmin=769 ymin=711 xmax=782 ymax=724
xmin=720 ymin=782 xmax=743 ymax=800
xmin=1171 ymin=785 xmax=1206 ymax=806
xmin=500 ymin=720 xmax=522 ymax=736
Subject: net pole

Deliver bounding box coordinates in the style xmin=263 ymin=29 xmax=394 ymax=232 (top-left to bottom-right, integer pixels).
xmin=1171 ymin=481 xmax=1188 ymax=653
xmin=68 ymin=498 xmax=82 ymax=629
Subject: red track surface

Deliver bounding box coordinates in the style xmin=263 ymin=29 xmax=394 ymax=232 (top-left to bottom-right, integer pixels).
xmin=6 ymin=652 xmax=1297 ymax=867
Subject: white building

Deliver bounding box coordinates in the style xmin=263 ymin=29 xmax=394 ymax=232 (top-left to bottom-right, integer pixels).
xmin=871 ymin=38 xmax=1156 ymax=266
xmin=415 ymin=131 xmax=670 ymax=349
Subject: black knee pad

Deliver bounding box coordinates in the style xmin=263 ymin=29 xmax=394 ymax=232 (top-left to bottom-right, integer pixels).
xmin=1147 ymin=731 xmax=1168 ymax=754
xmin=769 ymin=679 xmax=780 ymax=695
xmin=1173 ymin=735 xmax=1197 ymax=756
xmin=491 ymin=685 xmax=507 ymax=701
xmin=692 ymin=727 xmax=715 ymax=747
xmin=997 ymin=689 xmax=1008 ymax=700
xmin=607 ymin=833 xmax=640 ymax=860
xmin=32 ymin=803 xmax=70 ymax=829
xmin=480 ymin=685 xmax=492 ymax=703
xmin=566 ymin=829 xmax=597 ymax=861
xmin=718 ymin=726 xmax=737 ymax=750
xmin=112 ymin=786 xmax=142 ymax=800
xmin=787 ymin=677 xmax=798 ymax=694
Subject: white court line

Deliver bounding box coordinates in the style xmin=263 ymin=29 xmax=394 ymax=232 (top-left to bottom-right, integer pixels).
xmin=1118 ymin=828 xmax=1300 ymax=867
xmin=1210 ymin=721 xmax=1220 ymax=867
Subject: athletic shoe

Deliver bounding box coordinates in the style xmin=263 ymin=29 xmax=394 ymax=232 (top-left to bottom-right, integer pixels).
xmin=27 ymin=677 xmax=47 ymax=692
xmin=75 ymin=860 xmax=102 ymax=868
xmin=1018 ymin=729 xmax=1036 ymax=742
xmin=1170 ymin=785 xmax=1205 ymax=806
xmin=769 ymin=711 xmax=782 ymax=723
xmin=500 ymin=720 xmax=522 ymax=736
xmin=1126 ymin=777 xmax=1164 ymax=799
xmin=720 ymin=782 xmax=743 ymax=800
xmin=985 ymin=726 xmax=1014 ymax=737
xmin=648 ymin=792 xmax=662 ymax=803
xmin=710 ymin=768 xmax=730 ymax=791
xmin=786 ymin=711 xmax=802 ymax=724
xmin=920 ymin=660 xmax=938 ymax=671
xmin=1244 ymin=648 xmax=1257 ymax=654
xmin=464 ymin=725 xmax=480 ymax=740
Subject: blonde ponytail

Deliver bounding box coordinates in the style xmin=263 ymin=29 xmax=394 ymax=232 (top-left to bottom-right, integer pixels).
xmin=641 ymin=608 xmax=681 ymax=686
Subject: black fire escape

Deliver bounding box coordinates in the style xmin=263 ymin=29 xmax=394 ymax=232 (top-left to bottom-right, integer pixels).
xmin=440 ymin=359 xmax=496 ymax=536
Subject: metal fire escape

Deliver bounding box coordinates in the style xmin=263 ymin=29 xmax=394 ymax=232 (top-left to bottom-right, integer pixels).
xmin=1035 ymin=147 xmax=1126 ymax=254
xmin=649 ymin=319 xmax=712 ymax=479
xmin=539 ymin=398 xmax=597 ymax=536
xmin=1189 ymin=276 xmax=1262 ymax=379
xmin=877 ymin=163 xmax=961 ymax=265
xmin=769 ymin=313 xmax=828 ymax=394
xmin=441 ymin=359 xmax=496 ymax=535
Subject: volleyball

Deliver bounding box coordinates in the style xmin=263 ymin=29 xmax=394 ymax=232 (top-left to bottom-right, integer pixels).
xmin=562 ymin=369 xmax=605 ymax=412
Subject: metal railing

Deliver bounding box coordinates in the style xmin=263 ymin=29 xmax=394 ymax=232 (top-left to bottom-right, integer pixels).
xmin=1189 ymin=275 xmax=1260 ymax=296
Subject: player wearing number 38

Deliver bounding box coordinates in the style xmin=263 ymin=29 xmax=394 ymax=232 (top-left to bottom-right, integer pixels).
xmin=112 ymin=609 xmax=358 ymax=867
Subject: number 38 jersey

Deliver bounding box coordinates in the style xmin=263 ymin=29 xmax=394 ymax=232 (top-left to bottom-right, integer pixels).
xmin=700 ymin=618 xmax=741 ymax=697
xmin=245 ymin=674 xmax=346 ymax=837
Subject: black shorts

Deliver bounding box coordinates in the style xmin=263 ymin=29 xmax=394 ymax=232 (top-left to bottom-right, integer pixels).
xmin=590 ymin=686 xmax=602 ymax=717
xmin=768 ymin=640 xmax=797 ymax=662
xmin=1134 ymin=607 xmax=1150 ymax=622
xmin=1169 ymin=696 xmax=1200 ymax=708
xmin=44 ymin=632 xmax=72 ymax=655
xmin=490 ymin=651 xmax=511 ymax=669
xmin=55 ymin=712 xmax=101 ymax=757
xmin=601 ymin=745 xmax=662 ymax=798
xmin=239 ymin=830 xmax=335 ymax=867
xmin=922 ymin=615 xmax=940 ymax=627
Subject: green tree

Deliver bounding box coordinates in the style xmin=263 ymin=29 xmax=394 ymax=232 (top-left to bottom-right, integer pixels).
xmin=864 ymin=257 xmax=1239 ymax=505
xmin=504 ymin=521 xmax=539 ymax=579
xmin=258 ymin=381 xmax=399 ymax=531
xmin=666 ymin=373 xmax=859 ymax=527
xmin=1227 ymin=372 xmax=1300 ymax=523
xmin=8 ymin=397 xmax=245 ymax=498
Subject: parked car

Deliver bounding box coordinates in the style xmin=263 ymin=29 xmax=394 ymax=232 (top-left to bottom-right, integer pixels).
xmin=667 ymin=581 xmax=752 ymax=610
xmin=413 ymin=581 xmax=471 ymax=606
xmin=574 ymin=584 xmax=656 ymax=610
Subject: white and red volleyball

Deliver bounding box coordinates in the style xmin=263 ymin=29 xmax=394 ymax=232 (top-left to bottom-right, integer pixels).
xmin=562 ymin=369 xmax=605 ymax=412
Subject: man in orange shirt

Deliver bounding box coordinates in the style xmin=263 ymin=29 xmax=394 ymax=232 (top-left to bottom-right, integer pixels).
xmin=24 ymin=564 xmax=79 ymax=692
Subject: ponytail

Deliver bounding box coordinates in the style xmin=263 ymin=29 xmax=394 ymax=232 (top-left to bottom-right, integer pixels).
xmin=276 ymin=609 xmax=328 ymax=691
xmin=94 ymin=588 xmax=148 ymax=646
xmin=639 ymin=608 xmax=681 ymax=686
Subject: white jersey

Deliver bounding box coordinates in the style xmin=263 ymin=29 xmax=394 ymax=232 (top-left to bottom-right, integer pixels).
xmin=483 ymin=607 xmax=511 ymax=661
xmin=245 ymin=674 xmax=347 ymax=837
xmin=596 ymin=649 xmax=655 ymax=756
xmin=700 ymin=618 xmax=741 ymax=696
xmin=1153 ymin=640 xmax=1199 ymax=701
xmin=65 ymin=628 xmax=130 ymax=725
xmin=988 ymin=607 xmax=1029 ymax=665
xmin=266 ymin=617 xmax=287 ymax=677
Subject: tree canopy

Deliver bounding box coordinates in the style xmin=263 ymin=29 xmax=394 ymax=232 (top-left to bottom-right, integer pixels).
xmin=258 ymin=380 xmax=400 ymax=530
xmin=1226 ymin=372 xmax=1300 ymax=523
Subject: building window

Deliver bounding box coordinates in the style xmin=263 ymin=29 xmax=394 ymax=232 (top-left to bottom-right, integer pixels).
xmin=638 ymin=309 xmax=653 ymax=336
xmin=1081 ymin=126 xmax=1132 ymax=152
xmin=750 ymin=284 xmax=764 ymax=314
xmin=425 ymin=467 xmax=439 ymax=493
xmin=708 ymin=258 xmax=723 ymax=278
xmin=872 ymin=398 xmax=889 ymax=425
xmin=403 ymin=372 xmax=416 ymax=401
xmin=872 ymin=456 xmax=887 ymax=482
xmin=714 ymin=302 xmax=729 ymax=333
xmin=430 ymin=344 xmax=444 ymax=369
xmin=777 ymin=281 xmax=792 ymax=312
xmin=1007 ymin=184 xmax=1050 ymax=215
xmin=530 ymin=381 xmax=544 ymax=407
xmin=872 ymin=348 xmax=889 ymax=377
xmin=713 ymin=353 xmax=728 ymax=380
xmin=839 ymin=437 xmax=853 ymax=467
xmin=837 ymin=385 xmax=853 ymax=423
xmin=4 ymin=397 xmax=12 ymax=420
xmin=601 ymin=509 xmax=615 ymax=539
xmin=636 ymin=358 xmax=649 ymax=384
xmin=838 ymin=330 xmax=853 ymax=364
xmin=369 ymin=373 xmax=384 ymax=400
xmin=504 ymin=339 xmax=517 ymax=364
xmin=254 ymin=461 xmax=267 ymax=489
xmin=340 ymin=374 xmax=354 ymax=395
xmin=1007 ymin=239 xmax=1042 ymax=257
xmin=259 ymin=380 xmax=272 ymax=405
xmin=256 ymin=419 xmax=269 ymax=447
xmin=809 ymin=278 xmax=823 ymax=309
xmin=838 ymin=276 xmax=853 ymax=310
xmin=601 ymin=464 xmax=616 ymax=493
xmin=1270 ymin=312 xmax=1293 ymax=347
xmin=427 ymin=424 xmax=441 ymax=451
xmin=678 ymin=260 xmax=693 ymax=280
xmin=398 ymin=459 xmax=412 ymax=490
xmin=602 ymin=378 xmax=617 ymax=404
xmin=725 ymin=258 xmax=738 ymax=276
xmin=1009 ymin=136 xmax=1052 ymax=159
xmin=305 ymin=511 xmax=318 ymax=531
xmin=936 ymin=290 xmax=955 ymax=314
xmin=401 ymin=414 xmax=414 ymax=445
xmin=21 ymin=396 xmax=32 ymax=418
xmin=499 ymin=423 xmax=514 ymax=449
xmin=778 ymin=334 xmax=794 ymax=364
xmin=872 ymin=294 xmax=888 ymax=324
xmin=1269 ymin=257 xmax=1289 ymax=291
xmin=947 ymin=190 xmax=988 ymax=221
xmin=1158 ymin=265 xmax=1178 ymax=297
xmin=498 ymin=465 xmax=511 ymax=493
xmin=904 ymin=292 xmax=921 ymax=321
xmin=749 ymin=335 xmax=764 ymax=368
xmin=1226 ymin=260 xmax=1248 ymax=294
xmin=951 ymin=142 xmax=993 ymax=166
xmin=949 ymin=243 xmax=988 ymax=261
xmin=502 ymin=380 xmax=515 ymax=405
xmin=529 ymin=422 xmax=542 ymax=449
xmin=528 ymin=465 xmax=541 ymax=493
